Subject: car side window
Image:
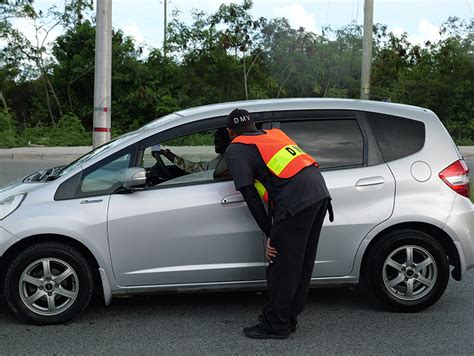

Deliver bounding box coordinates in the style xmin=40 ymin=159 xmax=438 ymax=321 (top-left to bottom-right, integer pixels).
xmin=79 ymin=153 xmax=132 ymax=194
xmin=279 ymin=119 xmax=364 ymax=169
xmin=365 ymin=113 xmax=425 ymax=162
xmin=140 ymin=128 xmax=231 ymax=187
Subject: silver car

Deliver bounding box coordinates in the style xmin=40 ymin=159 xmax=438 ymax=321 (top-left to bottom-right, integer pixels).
xmin=0 ymin=99 xmax=472 ymax=324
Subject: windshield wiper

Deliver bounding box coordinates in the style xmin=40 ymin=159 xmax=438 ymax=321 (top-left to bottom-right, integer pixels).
xmin=44 ymin=165 xmax=66 ymax=181
xmin=22 ymin=165 xmax=65 ymax=183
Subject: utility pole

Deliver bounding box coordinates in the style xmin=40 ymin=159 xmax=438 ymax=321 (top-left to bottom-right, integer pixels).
xmin=360 ymin=0 xmax=374 ymax=100
xmin=163 ymin=0 xmax=168 ymax=58
xmin=93 ymin=0 xmax=112 ymax=148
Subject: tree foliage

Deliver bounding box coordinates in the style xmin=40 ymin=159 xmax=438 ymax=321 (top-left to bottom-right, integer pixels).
xmin=0 ymin=1 xmax=472 ymax=147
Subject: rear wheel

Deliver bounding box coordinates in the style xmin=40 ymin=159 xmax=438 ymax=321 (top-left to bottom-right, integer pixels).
xmin=367 ymin=230 xmax=449 ymax=312
xmin=4 ymin=242 xmax=94 ymax=324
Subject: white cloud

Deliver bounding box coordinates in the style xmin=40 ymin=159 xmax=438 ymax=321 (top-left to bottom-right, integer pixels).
xmin=121 ymin=21 xmax=163 ymax=58
xmin=274 ymin=3 xmax=319 ymax=34
xmin=123 ymin=21 xmax=146 ymax=44
xmin=416 ymin=18 xmax=442 ymax=43
xmin=390 ymin=19 xmax=442 ymax=45
xmin=391 ymin=26 xmax=406 ymax=38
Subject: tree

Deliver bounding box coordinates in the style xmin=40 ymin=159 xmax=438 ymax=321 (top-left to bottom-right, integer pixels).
xmin=0 ymin=1 xmax=92 ymax=125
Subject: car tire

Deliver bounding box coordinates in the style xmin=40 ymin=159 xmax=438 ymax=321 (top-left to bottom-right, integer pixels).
xmin=367 ymin=229 xmax=449 ymax=312
xmin=4 ymin=242 xmax=94 ymax=325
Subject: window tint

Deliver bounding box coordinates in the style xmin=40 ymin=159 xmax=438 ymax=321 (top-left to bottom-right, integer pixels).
xmin=280 ymin=119 xmax=364 ymax=169
xmin=366 ymin=113 xmax=425 ymax=162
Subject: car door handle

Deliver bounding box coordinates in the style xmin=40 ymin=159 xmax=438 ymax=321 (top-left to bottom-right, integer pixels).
xmin=221 ymin=194 xmax=245 ymax=205
xmin=355 ymin=176 xmax=385 ymax=187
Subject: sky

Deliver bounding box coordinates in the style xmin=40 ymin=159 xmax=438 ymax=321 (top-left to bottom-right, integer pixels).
xmin=8 ymin=0 xmax=474 ymax=55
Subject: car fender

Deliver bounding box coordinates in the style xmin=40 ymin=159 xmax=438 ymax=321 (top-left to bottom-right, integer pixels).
xmin=351 ymin=214 xmax=459 ymax=278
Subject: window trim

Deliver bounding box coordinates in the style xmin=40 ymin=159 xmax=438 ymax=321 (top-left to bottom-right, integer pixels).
xmin=141 ymin=176 xmax=233 ymax=192
xmin=136 ymin=112 xmax=272 ymax=153
xmin=356 ymin=111 xmax=385 ymax=166
xmin=272 ymin=110 xmax=368 ymax=171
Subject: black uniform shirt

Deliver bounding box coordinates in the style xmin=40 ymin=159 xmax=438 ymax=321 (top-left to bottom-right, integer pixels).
xmin=225 ymin=131 xmax=331 ymax=223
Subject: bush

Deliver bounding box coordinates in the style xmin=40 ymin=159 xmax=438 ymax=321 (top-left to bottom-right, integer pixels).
xmin=165 ymin=131 xmax=214 ymax=146
xmin=22 ymin=113 xmax=91 ymax=146
xmin=0 ymin=110 xmax=22 ymax=148
xmin=446 ymin=119 xmax=474 ymax=146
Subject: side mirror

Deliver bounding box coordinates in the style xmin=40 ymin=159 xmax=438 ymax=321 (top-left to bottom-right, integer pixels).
xmin=121 ymin=167 xmax=147 ymax=189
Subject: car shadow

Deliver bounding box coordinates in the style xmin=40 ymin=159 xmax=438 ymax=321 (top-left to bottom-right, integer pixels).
xmin=0 ymin=286 xmax=380 ymax=326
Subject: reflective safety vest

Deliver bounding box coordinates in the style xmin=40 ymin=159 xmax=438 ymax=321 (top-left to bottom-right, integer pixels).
xmin=254 ymin=179 xmax=269 ymax=203
xmin=233 ymin=129 xmax=318 ymax=202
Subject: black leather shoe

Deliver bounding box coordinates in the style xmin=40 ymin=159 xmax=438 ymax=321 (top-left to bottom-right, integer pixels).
xmin=257 ymin=314 xmax=297 ymax=333
xmin=243 ymin=324 xmax=290 ymax=340
xmin=243 ymin=324 xmax=260 ymax=333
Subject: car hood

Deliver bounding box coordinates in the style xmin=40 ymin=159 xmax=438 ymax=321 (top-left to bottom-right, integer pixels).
xmin=0 ymin=179 xmax=45 ymax=200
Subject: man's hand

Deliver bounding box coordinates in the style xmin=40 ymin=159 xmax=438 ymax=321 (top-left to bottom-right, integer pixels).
xmin=266 ymin=238 xmax=277 ymax=262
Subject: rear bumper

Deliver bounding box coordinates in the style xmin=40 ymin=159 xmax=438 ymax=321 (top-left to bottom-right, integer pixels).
xmin=444 ymin=196 xmax=474 ymax=279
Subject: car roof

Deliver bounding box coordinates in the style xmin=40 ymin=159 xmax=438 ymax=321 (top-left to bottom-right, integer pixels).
xmin=176 ymin=98 xmax=430 ymax=119
xmin=144 ymin=98 xmax=433 ymax=133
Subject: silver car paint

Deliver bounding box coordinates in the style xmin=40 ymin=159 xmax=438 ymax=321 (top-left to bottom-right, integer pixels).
xmin=108 ymin=180 xmax=266 ymax=286
xmin=1 ymin=99 xmax=473 ymax=303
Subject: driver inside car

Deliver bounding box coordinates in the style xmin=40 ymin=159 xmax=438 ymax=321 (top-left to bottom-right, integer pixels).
xmin=147 ymin=128 xmax=231 ymax=185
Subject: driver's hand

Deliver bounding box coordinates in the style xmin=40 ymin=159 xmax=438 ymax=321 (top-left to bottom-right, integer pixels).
xmin=266 ymin=238 xmax=277 ymax=262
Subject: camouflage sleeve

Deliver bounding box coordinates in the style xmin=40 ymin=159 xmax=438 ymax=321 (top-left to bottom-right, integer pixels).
xmin=163 ymin=150 xmax=208 ymax=173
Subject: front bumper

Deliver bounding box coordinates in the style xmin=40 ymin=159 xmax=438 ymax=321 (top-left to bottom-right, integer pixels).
xmin=444 ymin=195 xmax=474 ymax=279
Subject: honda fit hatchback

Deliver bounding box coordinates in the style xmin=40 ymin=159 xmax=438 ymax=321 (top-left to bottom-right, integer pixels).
xmin=0 ymin=99 xmax=472 ymax=324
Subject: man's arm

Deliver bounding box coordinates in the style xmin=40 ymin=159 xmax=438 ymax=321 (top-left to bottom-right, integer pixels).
xmin=161 ymin=149 xmax=208 ymax=173
xmin=239 ymin=185 xmax=271 ymax=237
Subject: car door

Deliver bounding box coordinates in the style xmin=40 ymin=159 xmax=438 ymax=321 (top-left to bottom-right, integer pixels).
xmin=107 ymin=121 xmax=269 ymax=287
xmin=275 ymin=110 xmax=395 ymax=277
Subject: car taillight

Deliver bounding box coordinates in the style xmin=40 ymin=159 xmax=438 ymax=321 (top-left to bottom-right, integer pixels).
xmin=439 ymin=160 xmax=470 ymax=198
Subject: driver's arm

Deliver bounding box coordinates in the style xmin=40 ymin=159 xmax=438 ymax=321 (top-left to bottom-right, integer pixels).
xmin=161 ymin=149 xmax=208 ymax=173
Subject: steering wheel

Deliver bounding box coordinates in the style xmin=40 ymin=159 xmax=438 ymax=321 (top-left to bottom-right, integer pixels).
xmin=148 ymin=152 xmax=173 ymax=181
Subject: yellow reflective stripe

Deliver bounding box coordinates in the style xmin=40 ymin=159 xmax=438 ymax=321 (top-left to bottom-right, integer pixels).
xmin=254 ymin=179 xmax=267 ymax=198
xmin=266 ymin=145 xmax=305 ymax=175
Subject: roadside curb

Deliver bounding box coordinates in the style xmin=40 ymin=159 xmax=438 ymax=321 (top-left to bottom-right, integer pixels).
xmin=460 ymin=146 xmax=474 ymax=159
xmin=0 ymin=147 xmax=92 ymax=161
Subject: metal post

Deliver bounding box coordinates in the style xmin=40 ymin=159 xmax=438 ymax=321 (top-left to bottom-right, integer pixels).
xmin=163 ymin=0 xmax=167 ymax=58
xmin=93 ymin=0 xmax=112 ymax=148
xmin=360 ymin=0 xmax=374 ymax=100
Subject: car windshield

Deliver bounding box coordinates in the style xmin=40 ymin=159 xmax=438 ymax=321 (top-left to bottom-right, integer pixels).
xmin=56 ymin=132 xmax=141 ymax=177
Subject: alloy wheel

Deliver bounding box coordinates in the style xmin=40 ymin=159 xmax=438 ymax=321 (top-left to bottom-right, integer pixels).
xmin=18 ymin=258 xmax=79 ymax=316
xmin=382 ymin=245 xmax=437 ymax=301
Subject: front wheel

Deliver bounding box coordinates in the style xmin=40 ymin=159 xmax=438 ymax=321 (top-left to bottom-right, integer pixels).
xmin=367 ymin=230 xmax=450 ymax=312
xmin=4 ymin=242 xmax=94 ymax=324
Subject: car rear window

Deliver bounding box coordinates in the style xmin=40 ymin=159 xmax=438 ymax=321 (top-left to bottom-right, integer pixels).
xmin=280 ymin=119 xmax=364 ymax=169
xmin=366 ymin=113 xmax=425 ymax=162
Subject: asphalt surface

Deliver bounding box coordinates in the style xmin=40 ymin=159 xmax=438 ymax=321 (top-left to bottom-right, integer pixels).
xmin=0 ymin=158 xmax=473 ymax=355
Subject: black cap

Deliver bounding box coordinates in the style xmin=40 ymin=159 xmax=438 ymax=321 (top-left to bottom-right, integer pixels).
xmin=226 ymin=108 xmax=256 ymax=132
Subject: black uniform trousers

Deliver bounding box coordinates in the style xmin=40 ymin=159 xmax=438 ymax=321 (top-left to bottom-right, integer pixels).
xmin=262 ymin=198 xmax=330 ymax=333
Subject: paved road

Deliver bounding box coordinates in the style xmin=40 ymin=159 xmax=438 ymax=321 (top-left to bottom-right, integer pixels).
xmin=0 ymin=159 xmax=473 ymax=355
xmin=0 ymin=158 xmax=71 ymax=186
